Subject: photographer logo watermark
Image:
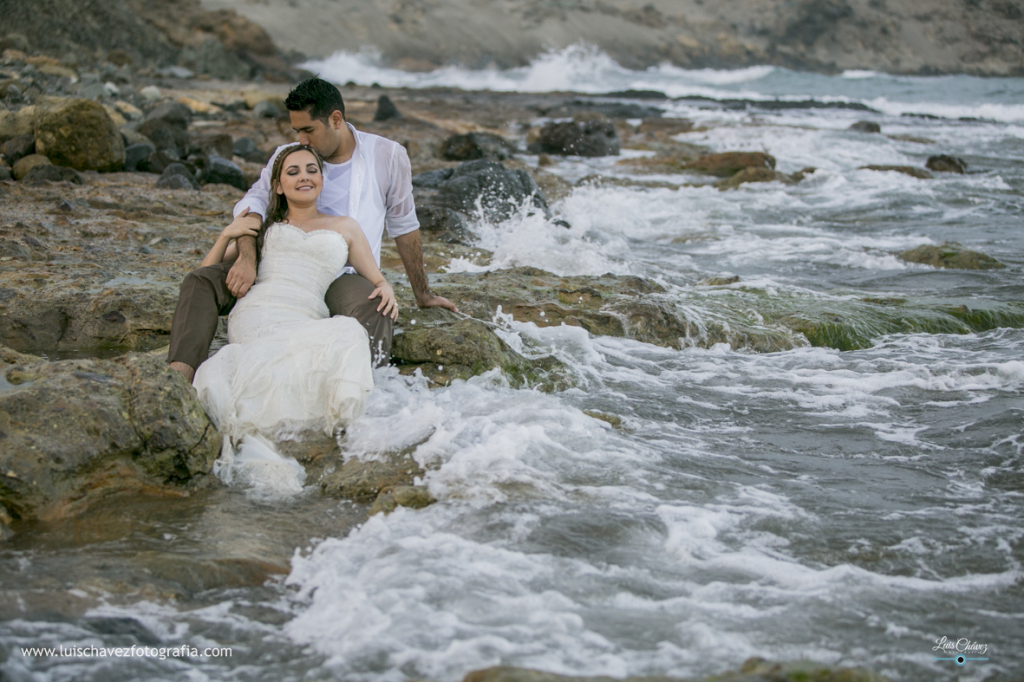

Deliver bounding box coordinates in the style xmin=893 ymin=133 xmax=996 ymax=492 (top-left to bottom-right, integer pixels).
xmin=933 ymin=636 xmax=989 ymax=666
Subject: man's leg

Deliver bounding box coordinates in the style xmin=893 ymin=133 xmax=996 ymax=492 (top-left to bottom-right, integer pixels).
xmin=167 ymin=261 xmax=237 ymax=381
xmin=325 ymin=273 xmax=394 ymax=368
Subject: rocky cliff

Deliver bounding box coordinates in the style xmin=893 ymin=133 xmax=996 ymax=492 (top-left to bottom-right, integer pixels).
xmin=199 ymin=0 xmax=1023 ymax=76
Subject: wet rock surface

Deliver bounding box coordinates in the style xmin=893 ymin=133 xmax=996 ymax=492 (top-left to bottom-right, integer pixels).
xmin=413 ymin=158 xmax=550 ymax=223
xmin=460 ymin=658 xmax=890 ymax=682
xmin=899 ymin=241 xmax=1005 ymax=270
xmin=0 ymin=349 xmax=221 ymax=527
xmin=528 ymin=119 xmax=620 ymax=157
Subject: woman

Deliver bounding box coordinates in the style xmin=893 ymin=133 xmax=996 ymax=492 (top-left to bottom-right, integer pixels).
xmin=193 ymin=144 xmax=397 ymax=495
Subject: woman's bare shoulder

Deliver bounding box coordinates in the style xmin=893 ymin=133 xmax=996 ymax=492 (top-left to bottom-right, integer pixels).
xmin=320 ymin=214 xmax=361 ymax=235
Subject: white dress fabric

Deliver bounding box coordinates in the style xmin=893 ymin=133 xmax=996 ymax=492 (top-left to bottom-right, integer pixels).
xmin=193 ymin=222 xmax=374 ymax=495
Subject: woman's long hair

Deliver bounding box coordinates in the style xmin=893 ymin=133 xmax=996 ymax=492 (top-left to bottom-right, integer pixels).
xmin=256 ymin=143 xmax=324 ymax=261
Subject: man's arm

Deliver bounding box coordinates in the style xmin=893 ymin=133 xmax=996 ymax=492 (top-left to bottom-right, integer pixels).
xmin=384 ymin=144 xmax=456 ymax=311
xmin=224 ymin=214 xmax=261 ymax=298
xmin=394 ymin=230 xmax=457 ymax=311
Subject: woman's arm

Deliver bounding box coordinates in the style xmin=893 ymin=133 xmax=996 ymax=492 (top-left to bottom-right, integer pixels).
xmin=200 ymin=208 xmax=259 ymax=267
xmin=336 ymin=218 xmax=399 ymax=320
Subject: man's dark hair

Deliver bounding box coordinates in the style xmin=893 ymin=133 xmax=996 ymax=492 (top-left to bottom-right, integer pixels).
xmin=285 ymin=77 xmax=345 ymax=123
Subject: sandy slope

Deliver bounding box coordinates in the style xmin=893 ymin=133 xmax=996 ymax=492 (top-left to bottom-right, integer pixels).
xmin=200 ymin=0 xmax=1023 ymax=76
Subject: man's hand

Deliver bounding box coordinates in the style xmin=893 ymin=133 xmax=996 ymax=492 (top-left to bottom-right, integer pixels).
xmin=225 ymin=212 xmax=261 ymax=298
xmin=394 ymin=230 xmax=458 ymax=312
xmin=226 ymin=257 xmax=256 ymax=298
xmin=418 ymin=293 xmax=458 ymax=312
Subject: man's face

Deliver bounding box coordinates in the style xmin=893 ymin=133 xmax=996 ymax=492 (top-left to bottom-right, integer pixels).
xmin=289 ymin=109 xmax=343 ymax=159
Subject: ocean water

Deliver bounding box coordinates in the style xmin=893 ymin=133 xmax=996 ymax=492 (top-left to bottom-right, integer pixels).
xmin=2 ymin=48 xmax=1022 ymax=682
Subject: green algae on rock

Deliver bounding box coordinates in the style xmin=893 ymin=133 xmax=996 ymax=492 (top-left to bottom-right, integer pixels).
xmin=899 ymin=242 xmax=1005 ymax=270
xmin=0 ymin=349 xmax=221 ymax=532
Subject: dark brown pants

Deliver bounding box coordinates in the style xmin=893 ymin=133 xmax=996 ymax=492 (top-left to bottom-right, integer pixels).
xmin=167 ymin=261 xmax=393 ymax=370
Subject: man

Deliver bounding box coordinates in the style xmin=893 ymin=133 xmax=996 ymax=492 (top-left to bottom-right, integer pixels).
xmin=168 ymin=77 xmax=456 ymax=382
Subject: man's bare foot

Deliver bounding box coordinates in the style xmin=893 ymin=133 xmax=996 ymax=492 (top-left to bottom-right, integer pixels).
xmin=169 ymin=361 xmax=195 ymax=384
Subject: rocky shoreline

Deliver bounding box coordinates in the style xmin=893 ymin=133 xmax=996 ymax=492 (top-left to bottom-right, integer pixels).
xmin=2 ymin=43 xmax=1021 ymax=536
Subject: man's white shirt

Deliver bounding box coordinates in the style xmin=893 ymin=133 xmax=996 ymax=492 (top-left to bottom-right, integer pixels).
xmin=233 ymin=124 xmax=419 ymax=277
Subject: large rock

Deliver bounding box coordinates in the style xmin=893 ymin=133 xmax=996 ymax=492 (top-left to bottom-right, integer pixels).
xmin=124 ymin=142 xmax=156 ymax=172
xmin=684 ymin=151 xmax=776 ymax=177
xmin=391 ymin=309 xmax=571 ymax=389
xmin=373 ymin=95 xmax=402 ymax=121
xmin=440 ymin=132 xmax=516 ymax=161
xmin=138 ymin=101 xmax=192 ymax=157
xmin=33 ymin=98 xmax=125 ymax=172
xmin=0 ymin=350 xmax=221 ymax=529
xmin=412 ymin=159 xmax=550 ymax=224
xmin=528 ymin=119 xmax=620 ymax=157
xmin=179 ymin=38 xmax=251 ymax=81
xmin=200 ymin=155 xmax=247 ymax=190
xmin=899 ymin=242 xmax=1004 ymax=270
xmin=0 ymin=286 xmax=178 ymax=354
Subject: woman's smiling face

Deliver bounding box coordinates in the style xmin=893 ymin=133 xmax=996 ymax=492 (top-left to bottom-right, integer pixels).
xmin=276 ymin=148 xmax=323 ymax=203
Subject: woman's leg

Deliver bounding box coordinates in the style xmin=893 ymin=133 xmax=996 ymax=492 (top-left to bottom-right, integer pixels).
xmin=325 ymin=273 xmax=394 ymax=367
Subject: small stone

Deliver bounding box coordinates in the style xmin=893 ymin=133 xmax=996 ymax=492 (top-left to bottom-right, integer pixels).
xmin=13 ymin=153 xmax=51 ymax=181
xmin=860 ymin=165 xmax=932 ymax=179
xmin=373 ymin=95 xmax=401 ymax=121
xmin=232 ymin=136 xmax=268 ymax=163
xmin=23 ymin=165 xmax=85 ymax=184
xmin=139 ymin=85 xmax=161 ymax=104
xmin=0 ymin=166 xmax=11 ymax=181
xmin=1 ymin=134 xmax=34 ymax=165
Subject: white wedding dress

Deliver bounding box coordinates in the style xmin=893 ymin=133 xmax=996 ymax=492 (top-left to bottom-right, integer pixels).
xmin=193 ymin=222 xmax=374 ymax=495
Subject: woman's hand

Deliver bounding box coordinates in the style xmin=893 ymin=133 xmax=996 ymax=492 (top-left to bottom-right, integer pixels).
xmin=221 ymin=208 xmax=261 ymax=241
xmin=369 ymin=281 xmax=399 ymax=320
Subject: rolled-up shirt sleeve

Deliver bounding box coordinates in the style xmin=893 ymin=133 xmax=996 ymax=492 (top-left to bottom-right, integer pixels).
xmin=233 ymin=146 xmax=283 ymax=219
xmin=383 ymin=143 xmax=420 ymax=238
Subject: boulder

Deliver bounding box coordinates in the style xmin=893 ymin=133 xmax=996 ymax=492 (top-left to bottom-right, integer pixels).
xmin=124 ymin=142 xmax=156 ymax=172
xmin=12 ymin=153 xmax=51 ymax=180
xmin=33 ymin=98 xmax=125 ymax=172
xmin=252 ymin=100 xmax=281 ymax=119
xmin=373 ymin=95 xmax=401 ymax=121
xmin=899 ymin=242 xmax=1004 ymax=270
xmin=201 ymin=155 xmax=247 ymax=190
xmin=23 ymin=165 xmax=85 ymax=185
xmin=415 ymin=205 xmax=471 ymax=244
xmin=0 ymin=133 xmax=34 ymax=165
xmin=156 ymin=163 xmax=200 ymax=190
xmin=188 ymin=132 xmax=234 ymax=159
xmin=138 ymin=101 xmax=192 ymax=156
xmin=0 ymin=351 xmax=221 ymax=529
xmin=684 ymin=151 xmax=776 ymax=177
xmin=232 ymin=136 xmax=269 ymax=163
xmin=860 ymin=165 xmax=932 ymax=179
xmin=0 ymin=285 xmax=179 ymax=353
xmin=440 ymin=132 xmax=516 ymax=161
xmin=926 ymin=154 xmax=967 ymax=173
xmin=0 ymin=167 xmax=10 ymax=182
xmin=849 ymin=120 xmax=882 ymax=133
xmin=391 ymin=309 xmax=570 ymax=389
xmin=413 ymin=159 xmax=549 ymax=223
xmin=144 ymin=149 xmax=186 ymax=175
xmin=528 ymin=119 xmax=620 ymax=157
